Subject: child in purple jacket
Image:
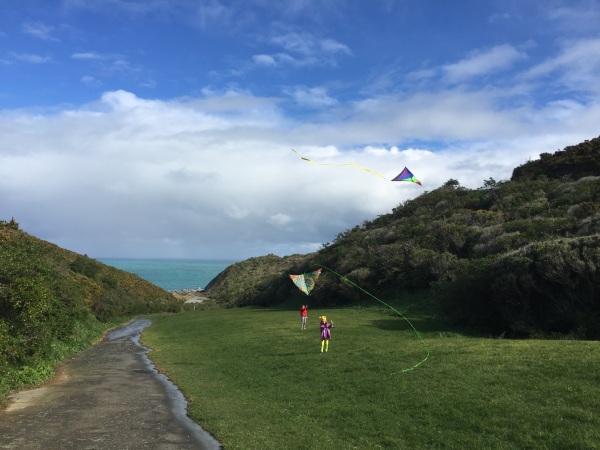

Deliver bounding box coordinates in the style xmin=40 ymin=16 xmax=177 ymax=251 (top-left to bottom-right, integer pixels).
xmin=319 ymin=315 xmax=334 ymax=354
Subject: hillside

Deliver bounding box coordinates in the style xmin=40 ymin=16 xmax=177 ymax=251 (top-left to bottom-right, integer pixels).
xmin=0 ymin=220 xmax=182 ymax=398
xmin=203 ymin=253 xmax=308 ymax=307
xmin=204 ymin=135 xmax=600 ymax=338
xmin=512 ymin=135 xmax=600 ymax=181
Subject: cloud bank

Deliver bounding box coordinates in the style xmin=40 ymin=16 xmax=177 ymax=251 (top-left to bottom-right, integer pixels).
xmin=1 ymin=84 xmax=597 ymax=259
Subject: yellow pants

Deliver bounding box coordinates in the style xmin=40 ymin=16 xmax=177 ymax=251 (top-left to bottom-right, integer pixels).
xmin=321 ymin=340 xmax=329 ymax=352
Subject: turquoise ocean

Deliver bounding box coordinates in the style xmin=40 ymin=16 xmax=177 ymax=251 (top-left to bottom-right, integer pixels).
xmin=98 ymin=259 xmax=238 ymax=292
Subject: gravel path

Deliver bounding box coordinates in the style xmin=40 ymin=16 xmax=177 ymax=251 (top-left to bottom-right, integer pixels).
xmin=0 ymin=319 xmax=221 ymax=450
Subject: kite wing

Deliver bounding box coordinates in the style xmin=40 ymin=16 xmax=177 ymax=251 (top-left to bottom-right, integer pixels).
xmin=289 ymin=268 xmax=322 ymax=295
xmin=392 ymin=167 xmax=422 ymax=185
xmin=292 ymin=149 xmax=387 ymax=180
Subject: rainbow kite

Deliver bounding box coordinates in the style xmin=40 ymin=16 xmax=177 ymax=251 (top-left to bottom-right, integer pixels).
xmin=292 ymin=149 xmax=422 ymax=185
xmin=289 ymin=268 xmax=322 ymax=295
xmin=392 ymin=167 xmax=422 ymax=185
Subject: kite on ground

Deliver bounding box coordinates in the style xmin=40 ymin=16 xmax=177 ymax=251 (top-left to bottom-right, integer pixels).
xmin=392 ymin=167 xmax=422 ymax=185
xmin=292 ymin=149 xmax=422 ymax=185
xmin=289 ymin=268 xmax=322 ymax=295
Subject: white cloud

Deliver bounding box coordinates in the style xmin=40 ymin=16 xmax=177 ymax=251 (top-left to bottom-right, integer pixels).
xmin=81 ymin=75 xmax=102 ymax=86
xmin=524 ymin=38 xmax=600 ymax=93
xmin=227 ymin=205 xmax=251 ymax=220
xmin=63 ymin=0 xmax=176 ymax=15
xmin=443 ymin=44 xmax=527 ymax=83
xmin=194 ymin=0 xmax=232 ymax=28
xmin=270 ymin=32 xmax=316 ymax=55
xmin=320 ymin=38 xmax=352 ymax=55
xmin=71 ymin=51 xmax=145 ymax=81
xmin=251 ymin=52 xmax=296 ymax=68
xmin=546 ymin=3 xmax=600 ymax=33
xmin=0 ymin=86 xmax=598 ymax=259
xmin=253 ymin=54 xmax=276 ymax=66
xmin=261 ymin=31 xmax=351 ymax=67
xmin=488 ymin=12 xmax=512 ymax=23
xmin=9 ymin=52 xmax=52 ymax=64
xmin=269 ymin=213 xmax=292 ymax=227
xmin=22 ymin=22 xmax=59 ymax=41
xmin=286 ymin=86 xmax=337 ymax=108
xmin=72 ymin=52 xmax=105 ymax=60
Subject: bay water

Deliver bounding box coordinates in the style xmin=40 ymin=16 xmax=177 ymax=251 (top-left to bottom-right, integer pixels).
xmin=98 ymin=258 xmax=238 ymax=292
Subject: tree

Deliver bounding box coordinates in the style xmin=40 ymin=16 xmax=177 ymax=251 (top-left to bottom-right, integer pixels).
xmin=480 ymin=177 xmax=497 ymax=189
xmin=443 ymin=178 xmax=460 ymax=188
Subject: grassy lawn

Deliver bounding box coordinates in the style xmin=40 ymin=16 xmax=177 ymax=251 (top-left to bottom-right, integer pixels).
xmin=142 ymin=297 xmax=599 ymax=449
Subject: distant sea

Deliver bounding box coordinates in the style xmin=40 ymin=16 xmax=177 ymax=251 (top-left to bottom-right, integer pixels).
xmin=98 ymin=258 xmax=238 ymax=292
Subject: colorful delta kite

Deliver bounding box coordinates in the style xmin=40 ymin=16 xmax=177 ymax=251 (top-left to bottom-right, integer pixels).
xmin=392 ymin=167 xmax=422 ymax=185
xmin=289 ymin=268 xmax=322 ymax=296
xmin=292 ymin=148 xmax=422 ymax=185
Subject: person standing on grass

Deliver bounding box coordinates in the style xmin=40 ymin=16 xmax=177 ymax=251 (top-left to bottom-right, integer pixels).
xmin=300 ymin=304 xmax=308 ymax=330
xmin=319 ymin=315 xmax=333 ymax=354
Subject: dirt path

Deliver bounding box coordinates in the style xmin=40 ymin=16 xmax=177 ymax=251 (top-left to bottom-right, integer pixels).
xmin=0 ymin=319 xmax=221 ymax=450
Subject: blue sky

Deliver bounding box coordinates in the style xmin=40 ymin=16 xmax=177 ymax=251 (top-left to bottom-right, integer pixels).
xmin=1 ymin=0 xmax=599 ymax=260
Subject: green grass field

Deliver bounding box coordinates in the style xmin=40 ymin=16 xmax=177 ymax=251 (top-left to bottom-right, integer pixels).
xmin=142 ymin=298 xmax=599 ymax=450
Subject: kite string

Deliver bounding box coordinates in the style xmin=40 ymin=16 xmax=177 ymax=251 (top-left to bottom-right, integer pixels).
xmin=291 ymin=148 xmax=388 ymax=180
xmin=315 ymin=264 xmax=430 ymax=374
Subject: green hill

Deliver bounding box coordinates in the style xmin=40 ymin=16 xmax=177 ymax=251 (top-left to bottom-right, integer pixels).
xmin=0 ymin=219 xmax=182 ymax=400
xmin=204 ymin=135 xmax=600 ymax=339
xmin=512 ymin=135 xmax=600 ymax=181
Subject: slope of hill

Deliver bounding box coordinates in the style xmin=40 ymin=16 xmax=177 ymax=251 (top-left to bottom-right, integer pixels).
xmin=0 ymin=219 xmax=182 ymax=399
xmin=512 ymin=135 xmax=600 ymax=181
xmin=204 ymin=135 xmax=600 ymax=339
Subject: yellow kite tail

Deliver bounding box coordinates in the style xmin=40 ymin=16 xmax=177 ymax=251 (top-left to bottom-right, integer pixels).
xmin=291 ymin=148 xmax=387 ymax=180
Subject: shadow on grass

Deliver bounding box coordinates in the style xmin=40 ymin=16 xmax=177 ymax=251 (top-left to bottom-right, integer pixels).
xmin=237 ymin=292 xmax=476 ymax=335
xmin=368 ymin=316 xmax=461 ymax=334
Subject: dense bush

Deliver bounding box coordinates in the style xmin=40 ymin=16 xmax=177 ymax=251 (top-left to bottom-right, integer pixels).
xmin=512 ymin=136 xmax=600 ymax=181
xmin=0 ymin=222 xmax=183 ymax=399
xmin=437 ymin=237 xmax=600 ymax=338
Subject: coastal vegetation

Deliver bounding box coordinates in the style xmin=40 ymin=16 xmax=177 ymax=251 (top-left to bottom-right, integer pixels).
xmin=0 ymin=221 xmax=182 ymax=402
xmin=204 ymin=135 xmax=600 ymax=339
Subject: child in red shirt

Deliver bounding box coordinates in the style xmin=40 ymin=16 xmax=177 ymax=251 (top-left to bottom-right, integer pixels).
xmin=300 ymin=304 xmax=308 ymax=330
